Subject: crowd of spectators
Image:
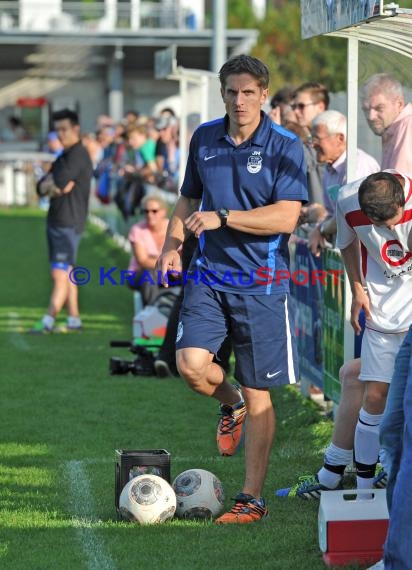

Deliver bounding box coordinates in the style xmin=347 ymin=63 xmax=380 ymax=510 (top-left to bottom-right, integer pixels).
xmin=84 ymin=108 xmax=180 ymax=220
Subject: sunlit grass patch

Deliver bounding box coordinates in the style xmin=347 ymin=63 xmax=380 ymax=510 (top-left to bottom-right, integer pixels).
xmin=0 ymin=208 xmax=350 ymax=570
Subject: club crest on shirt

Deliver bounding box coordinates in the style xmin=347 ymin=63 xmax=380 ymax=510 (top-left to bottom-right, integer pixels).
xmin=381 ymin=239 xmax=412 ymax=267
xmin=247 ymin=151 xmax=262 ymax=174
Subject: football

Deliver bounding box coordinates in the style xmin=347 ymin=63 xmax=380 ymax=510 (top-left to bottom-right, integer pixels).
xmin=172 ymin=468 xmax=225 ymax=520
xmin=119 ymin=474 xmax=176 ymax=524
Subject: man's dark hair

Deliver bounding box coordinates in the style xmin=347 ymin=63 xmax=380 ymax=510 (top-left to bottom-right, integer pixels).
xmin=52 ymin=108 xmax=79 ymax=126
xmin=219 ymin=55 xmax=269 ymax=90
xmin=293 ymin=82 xmax=330 ymax=109
xmin=270 ymin=86 xmax=295 ymax=109
xmin=358 ymin=172 xmax=405 ymax=221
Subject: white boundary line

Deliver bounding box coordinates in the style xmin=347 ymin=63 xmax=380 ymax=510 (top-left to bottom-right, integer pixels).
xmin=7 ymin=312 xmax=30 ymax=350
xmin=66 ymin=460 xmax=116 ymax=570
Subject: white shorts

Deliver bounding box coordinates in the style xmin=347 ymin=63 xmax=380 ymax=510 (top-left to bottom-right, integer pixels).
xmin=359 ymin=328 xmax=408 ymax=383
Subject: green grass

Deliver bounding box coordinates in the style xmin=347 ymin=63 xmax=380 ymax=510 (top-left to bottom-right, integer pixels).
xmin=0 ymin=208 xmax=364 ymax=570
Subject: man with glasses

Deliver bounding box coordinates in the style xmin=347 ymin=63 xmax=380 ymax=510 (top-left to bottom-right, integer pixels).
xmin=307 ymin=110 xmax=379 ymax=255
xmin=30 ymin=109 xmax=93 ymax=334
xmin=291 ymin=82 xmax=330 ymax=211
xmin=292 ymin=82 xmax=330 ymax=137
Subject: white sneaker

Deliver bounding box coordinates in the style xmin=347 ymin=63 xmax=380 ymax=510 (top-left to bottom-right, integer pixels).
xmin=367 ymin=560 xmax=384 ymax=570
xmin=67 ymin=316 xmax=82 ymax=330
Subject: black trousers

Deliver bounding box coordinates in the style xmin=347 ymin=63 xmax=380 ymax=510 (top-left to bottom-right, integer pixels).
xmin=127 ymin=268 xmax=164 ymax=307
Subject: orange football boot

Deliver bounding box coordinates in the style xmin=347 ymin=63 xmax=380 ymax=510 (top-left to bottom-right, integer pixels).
xmin=215 ymin=493 xmax=268 ymax=524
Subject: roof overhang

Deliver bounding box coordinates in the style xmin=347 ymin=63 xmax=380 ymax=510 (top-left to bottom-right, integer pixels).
xmin=0 ymin=28 xmax=259 ymax=74
xmin=327 ymin=9 xmax=412 ymax=60
xmin=0 ymin=28 xmax=258 ymax=50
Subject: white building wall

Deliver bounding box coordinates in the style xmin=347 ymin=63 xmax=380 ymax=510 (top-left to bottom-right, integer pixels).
xmin=19 ymin=0 xmax=62 ymax=31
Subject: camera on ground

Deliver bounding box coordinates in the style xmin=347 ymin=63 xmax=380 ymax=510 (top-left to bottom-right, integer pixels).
xmin=109 ymin=340 xmax=156 ymax=376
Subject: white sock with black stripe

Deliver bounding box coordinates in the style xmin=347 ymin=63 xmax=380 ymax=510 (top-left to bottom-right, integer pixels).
xmin=354 ymin=407 xmax=383 ymax=490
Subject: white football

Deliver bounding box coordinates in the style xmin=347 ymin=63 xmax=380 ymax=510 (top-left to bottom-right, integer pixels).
xmin=172 ymin=469 xmax=225 ymax=520
xmin=119 ymin=474 xmax=176 ymax=524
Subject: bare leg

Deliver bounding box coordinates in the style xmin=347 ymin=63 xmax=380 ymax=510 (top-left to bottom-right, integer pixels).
xmin=333 ymin=358 xmax=365 ymax=449
xmin=176 ymin=347 xmax=241 ymax=405
xmin=178 ymin=348 xmax=274 ymax=499
xmin=363 ymin=381 xmax=388 ymax=415
xmin=241 ymin=387 xmax=275 ymax=498
xmin=66 ymin=266 xmax=80 ymax=318
xmin=47 ymin=268 xmax=70 ymax=318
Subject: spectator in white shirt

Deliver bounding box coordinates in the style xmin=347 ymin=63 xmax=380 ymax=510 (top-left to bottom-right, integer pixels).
xmin=308 ymin=110 xmax=380 ymax=255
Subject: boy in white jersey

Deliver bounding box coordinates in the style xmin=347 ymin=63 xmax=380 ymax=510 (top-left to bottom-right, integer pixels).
xmin=277 ymin=171 xmax=412 ymax=499
xmin=335 ymin=171 xmax=411 ymax=492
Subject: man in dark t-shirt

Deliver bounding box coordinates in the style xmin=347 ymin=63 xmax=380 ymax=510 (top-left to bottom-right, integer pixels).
xmin=30 ymin=109 xmax=93 ymax=333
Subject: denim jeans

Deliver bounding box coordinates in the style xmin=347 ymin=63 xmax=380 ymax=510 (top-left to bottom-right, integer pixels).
xmin=383 ymin=325 xmax=412 ymax=569
xmin=379 ymin=326 xmax=412 ymax=510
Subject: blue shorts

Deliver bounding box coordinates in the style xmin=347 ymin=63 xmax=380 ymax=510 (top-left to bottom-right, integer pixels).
xmin=47 ymin=225 xmax=81 ymax=267
xmin=176 ymin=280 xmax=299 ymax=389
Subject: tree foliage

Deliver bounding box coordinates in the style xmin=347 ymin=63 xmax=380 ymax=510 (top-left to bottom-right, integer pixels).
xmin=227 ymin=0 xmax=347 ymax=93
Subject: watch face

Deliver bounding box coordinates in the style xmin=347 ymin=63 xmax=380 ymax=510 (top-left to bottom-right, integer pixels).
xmin=218 ymin=208 xmax=228 ymax=227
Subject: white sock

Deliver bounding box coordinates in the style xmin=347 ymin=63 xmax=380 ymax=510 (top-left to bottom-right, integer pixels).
xmin=67 ymin=316 xmax=82 ymax=328
xmin=356 ymin=477 xmax=374 ymax=501
xmin=357 ymin=477 xmax=375 ymax=491
xmin=318 ymin=467 xmax=342 ymax=489
xmin=355 ymin=407 xmax=383 ymax=489
xmin=318 ymin=443 xmax=353 ymax=488
xmin=42 ymin=314 xmax=55 ymax=330
xmin=324 ymin=443 xmax=353 ymax=467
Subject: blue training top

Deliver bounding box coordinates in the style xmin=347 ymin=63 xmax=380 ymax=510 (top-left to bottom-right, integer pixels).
xmin=180 ymin=112 xmax=308 ymax=295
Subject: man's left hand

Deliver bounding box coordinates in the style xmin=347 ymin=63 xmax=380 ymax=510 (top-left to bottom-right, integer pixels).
xmin=308 ymin=225 xmax=326 ymax=257
xmin=184 ymin=211 xmax=221 ymax=238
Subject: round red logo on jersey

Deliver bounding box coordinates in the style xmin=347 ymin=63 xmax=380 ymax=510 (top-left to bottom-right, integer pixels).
xmin=381 ymin=240 xmax=412 ymax=267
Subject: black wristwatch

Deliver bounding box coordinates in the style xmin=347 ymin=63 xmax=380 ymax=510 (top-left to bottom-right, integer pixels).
xmin=217 ymin=208 xmax=229 ymax=227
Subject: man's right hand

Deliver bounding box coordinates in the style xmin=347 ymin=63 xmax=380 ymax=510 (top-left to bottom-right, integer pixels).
xmin=351 ymin=288 xmax=371 ymax=335
xmin=156 ymin=250 xmax=182 ymax=287
xmin=308 ymin=225 xmax=326 ymax=257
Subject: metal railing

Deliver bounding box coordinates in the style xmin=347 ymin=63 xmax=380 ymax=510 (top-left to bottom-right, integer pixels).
xmin=0 ymin=151 xmax=54 ymax=207
xmin=0 ymin=1 xmax=201 ymax=32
